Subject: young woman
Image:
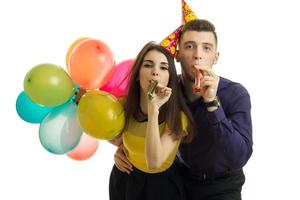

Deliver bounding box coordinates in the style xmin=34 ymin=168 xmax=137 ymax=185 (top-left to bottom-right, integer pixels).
xmin=109 ymin=41 xmax=194 ymax=200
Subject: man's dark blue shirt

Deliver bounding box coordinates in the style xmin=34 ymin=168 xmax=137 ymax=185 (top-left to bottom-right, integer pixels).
xmin=179 ymin=77 xmax=253 ymax=174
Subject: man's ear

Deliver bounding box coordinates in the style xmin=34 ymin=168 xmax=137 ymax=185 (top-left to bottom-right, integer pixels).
xmin=214 ymin=52 xmax=220 ymax=65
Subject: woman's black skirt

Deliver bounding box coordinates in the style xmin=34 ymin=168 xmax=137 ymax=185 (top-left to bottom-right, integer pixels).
xmin=109 ymin=164 xmax=186 ymax=200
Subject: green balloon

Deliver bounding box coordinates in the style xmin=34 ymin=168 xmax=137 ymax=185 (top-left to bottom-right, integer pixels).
xmin=24 ymin=63 xmax=74 ymax=106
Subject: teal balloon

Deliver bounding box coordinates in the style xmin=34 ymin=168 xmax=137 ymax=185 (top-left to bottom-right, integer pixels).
xmin=16 ymin=91 xmax=53 ymax=123
xmin=39 ymin=102 xmax=82 ymax=154
xmin=71 ymin=84 xmax=79 ymax=103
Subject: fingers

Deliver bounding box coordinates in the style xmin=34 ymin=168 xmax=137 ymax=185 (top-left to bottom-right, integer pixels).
xmin=193 ymin=65 xmax=218 ymax=88
xmin=200 ymin=76 xmax=215 ymax=86
xmin=114 ymin=159 xmax=132 ymax=174
xmin=160 ymin=87 xmax=172 ymax=95
xmin=154 ymin=84 xmax=171 ymax=95
xmin=115 ymin=147 xmax=132 ymax=168
xmin=122 ymin=145 xmax=129 ymax=157
xmin=148 ymin=85 xmax=172 ymax=109
xmin=156 ymin=86 xmax=172 ymax=98
xmin=194 ymin=65 xmax=216 ymax=78
xmin=114 ymin=146 xmax=133 ymax=174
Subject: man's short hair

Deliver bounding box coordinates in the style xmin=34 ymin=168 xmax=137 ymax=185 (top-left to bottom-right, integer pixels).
xmin=179 ymin=19 xmax=218 ymax=46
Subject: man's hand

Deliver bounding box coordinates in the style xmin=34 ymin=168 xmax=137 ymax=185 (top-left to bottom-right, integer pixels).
xmin=114 ymin=144 xmax=133 ymax=174
xmin=194 ymin=65 xmax=220 ymax=102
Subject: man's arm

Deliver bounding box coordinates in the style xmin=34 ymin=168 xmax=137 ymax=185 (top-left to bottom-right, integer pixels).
xmin=206 ymin=90 xmax=252 ymax=169
xmin=108 ymin=133 xmax=123 ymax=146
xmin=195 ymin=66 xmax=252 ymax=169
xmin=113 ymin=144 xmax=133 ymax=174
xmin=108 ymin=134 xmax=133 ymax=174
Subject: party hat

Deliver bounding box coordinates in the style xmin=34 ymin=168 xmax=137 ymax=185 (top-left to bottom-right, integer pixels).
xmin=159 ymin=25 xmax=183 ymax=58
xmin=182 ymin=0 xmax=198 ymax=24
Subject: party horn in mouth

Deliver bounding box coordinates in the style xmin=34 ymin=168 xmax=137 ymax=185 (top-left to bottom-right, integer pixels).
xmin=193 ymin=69 xmax=201 ymax=93
xmin=147 ymin=80 xmax=158 ymax=100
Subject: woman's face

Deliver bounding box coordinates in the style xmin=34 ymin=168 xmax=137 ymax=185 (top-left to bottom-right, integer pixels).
xmin=139 ymin=50 xmax=170 ymax=94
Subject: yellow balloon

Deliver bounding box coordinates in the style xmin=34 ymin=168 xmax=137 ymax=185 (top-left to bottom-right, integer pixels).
xmin=66 ymin=37 xmax=90 ymax=72
xmin=78 ymin=90 xmax=124 ymax=140
xmin=24 ymin=63 xmax=74 ymax=107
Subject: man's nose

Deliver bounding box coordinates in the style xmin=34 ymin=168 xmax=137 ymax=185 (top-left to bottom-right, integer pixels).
xmin=194 ymin=47 xmax=203 ymax=60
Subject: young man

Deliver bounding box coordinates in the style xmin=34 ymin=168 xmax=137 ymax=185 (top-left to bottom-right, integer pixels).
xmin=113 ymin=19 xmax=252 ymax=200
xmin=174 ymin=19 xmax=252 ymax=200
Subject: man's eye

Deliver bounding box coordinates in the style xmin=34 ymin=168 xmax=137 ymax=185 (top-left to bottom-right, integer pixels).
xmin=185 ymin=44 xmax=193 ymax=49
xmin=204 ymin=46 xmax=211 ymax=51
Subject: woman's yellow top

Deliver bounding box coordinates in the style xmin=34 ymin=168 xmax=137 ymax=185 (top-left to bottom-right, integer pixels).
xmin=123 ymin=113 xmax=187 ymax=173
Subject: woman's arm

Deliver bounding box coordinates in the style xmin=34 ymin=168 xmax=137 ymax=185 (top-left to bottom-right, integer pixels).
xmin=145 ymin=104 xmax=178 ymax=170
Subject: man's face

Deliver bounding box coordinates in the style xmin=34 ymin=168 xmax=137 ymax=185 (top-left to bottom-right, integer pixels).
xmin=177 ymin=30 xmax=219 ymax=82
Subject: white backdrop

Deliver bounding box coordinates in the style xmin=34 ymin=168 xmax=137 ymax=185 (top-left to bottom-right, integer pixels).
xmin=1 ymin=0 xmax=300 ymax=199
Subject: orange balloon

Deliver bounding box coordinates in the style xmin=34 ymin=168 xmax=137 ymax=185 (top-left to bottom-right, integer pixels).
xmin=67 ymin=133 xmax=99 ymax=161
xmin=66 ymin=37 xmax=90 ymax=72
xmin=69 ymin=39 xmax=115 ymax=90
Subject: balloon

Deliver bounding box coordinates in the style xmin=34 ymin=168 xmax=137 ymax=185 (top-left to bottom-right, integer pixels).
xmin=70 ymin=84 xmax=79 ymax=103
xmin=78 ymin=90 xmax=124 ymax=140
xmin=68 ymin=39 xmax=115 ymax=90
xmin=67 ymin=133 xmax=99 ymax=161
xmin=16 ymin=91 xmax=53 ymax=123
xmin=39 ymin=102 xmax=82 ymax=154
xmin=24 ymin=63 xmax=74 ymax=107
xmin=118 ymin=96 xmax=126 ymax=106
xmin=66 ymin=37 xmax=90 ymax=72
xmin=101 ymin=59 xmax=134 ymax=97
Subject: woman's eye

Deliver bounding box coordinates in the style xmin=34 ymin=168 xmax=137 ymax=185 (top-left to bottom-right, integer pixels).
xmin=143 ymin=64 xmax=152 ymax=68
xmin=160 ymin=66 xmax=168 ymax=70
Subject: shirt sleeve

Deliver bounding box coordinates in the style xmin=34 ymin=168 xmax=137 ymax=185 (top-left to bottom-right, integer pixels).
xmin=205 ymin=88 xmax=253 ymax=169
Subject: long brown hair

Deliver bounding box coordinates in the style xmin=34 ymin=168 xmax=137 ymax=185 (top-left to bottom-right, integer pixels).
xmin=124 ymin=41 xmax=195 ymax=141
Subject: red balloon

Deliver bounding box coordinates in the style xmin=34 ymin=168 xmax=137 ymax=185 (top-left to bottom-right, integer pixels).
xmin=69 ymin=39 xmax=115 ymax=90
xmin=67 ymin=133 xmax=99 ymax=161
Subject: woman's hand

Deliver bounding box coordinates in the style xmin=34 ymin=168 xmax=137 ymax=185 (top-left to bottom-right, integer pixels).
xmin=148 ymin=85 xmax=172 ymax=112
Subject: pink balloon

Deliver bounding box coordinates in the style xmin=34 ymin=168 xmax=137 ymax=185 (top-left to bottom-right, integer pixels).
xmin=101 ymin=59 xmax=134 ymax=97
xmin=67 ymin=133 xmax=99 ymax=161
